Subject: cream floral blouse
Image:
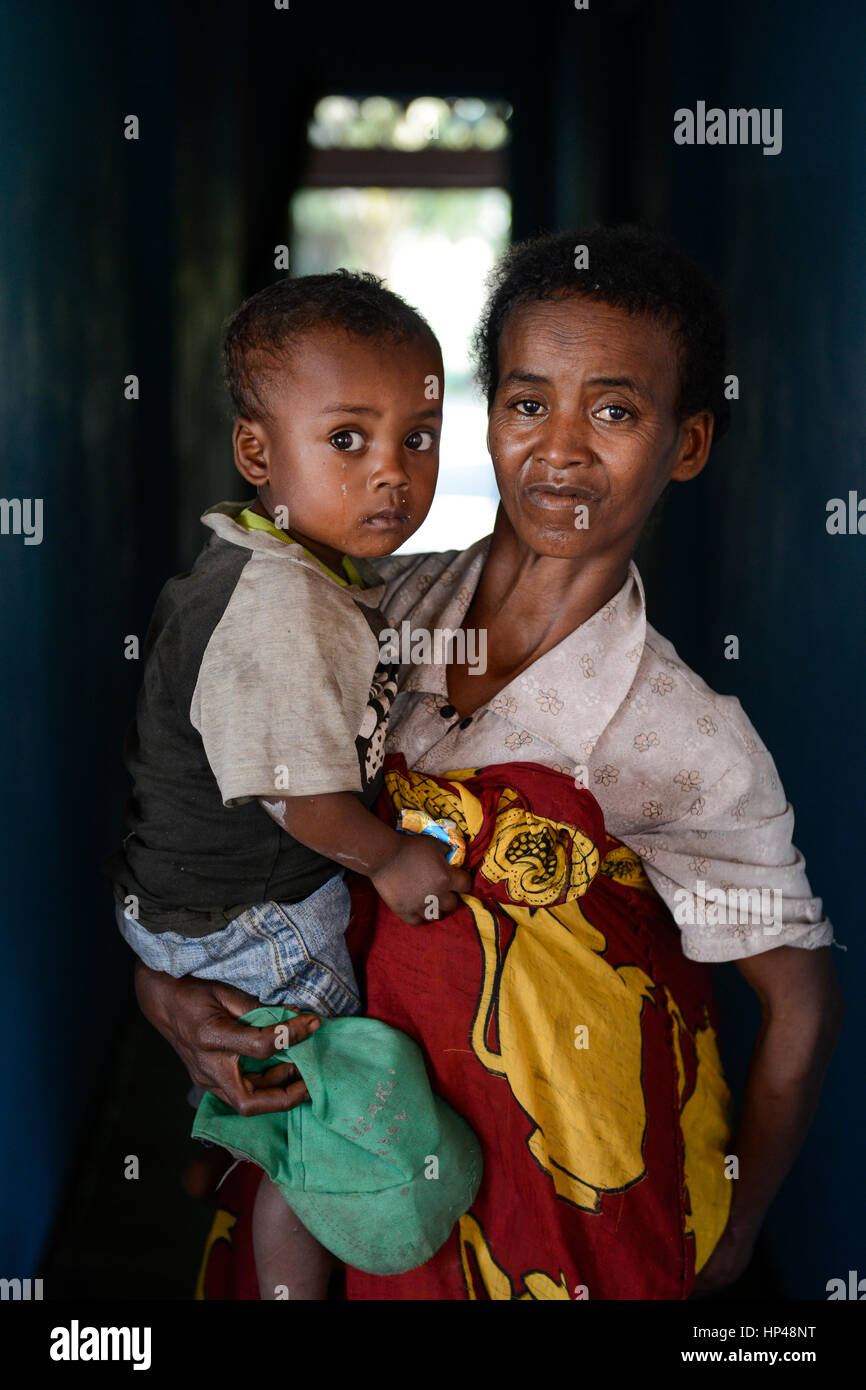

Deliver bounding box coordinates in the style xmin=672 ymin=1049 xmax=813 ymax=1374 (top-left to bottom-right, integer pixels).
xmin=374 ymin=537 xmax=834 ymax=964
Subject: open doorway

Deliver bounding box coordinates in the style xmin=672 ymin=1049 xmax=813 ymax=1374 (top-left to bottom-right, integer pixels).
xmin=291 ymin=95 xmax=512 ymax=552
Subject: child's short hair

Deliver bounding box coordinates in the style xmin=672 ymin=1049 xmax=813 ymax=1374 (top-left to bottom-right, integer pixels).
xmin=473 ymin=224 xmax=732 ymax=442
xmin=223 ymin=270 xmax=437 ymax=421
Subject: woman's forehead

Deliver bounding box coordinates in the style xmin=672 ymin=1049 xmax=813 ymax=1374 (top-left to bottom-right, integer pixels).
xmin=498 ymin=295 xmax=680 ymax=389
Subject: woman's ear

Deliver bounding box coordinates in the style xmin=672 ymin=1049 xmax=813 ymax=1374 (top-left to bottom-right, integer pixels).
xmin=233 ymin=419 xmax=270 ymax=487
xmin=486 ymin=415 xmax=498 ymax=468
xmin=669 ymin=410 xmax=714 ymax=483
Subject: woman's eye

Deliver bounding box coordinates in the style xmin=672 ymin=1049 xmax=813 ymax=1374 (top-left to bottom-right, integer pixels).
xmin=596 ymin=403 xmax=632 ymax=423
xmin=514 ymin=399 xmax=544 ymax=415
xmin=405 ymin=429 xmax=436 ymax=452
xmin=329 ymin=429 xmax=365 ymax=452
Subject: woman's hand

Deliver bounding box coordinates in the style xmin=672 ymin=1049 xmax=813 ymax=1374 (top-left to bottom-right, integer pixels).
xmin=134 ymin=961 xmax=321 ymax=1115
xmin=690 ymin=1217 xmax=760 ymax=1297
xmin=692 ymin=945 xmax=843 ymax=1298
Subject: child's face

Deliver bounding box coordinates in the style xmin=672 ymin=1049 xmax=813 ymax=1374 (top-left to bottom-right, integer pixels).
xmin=234 ymin=326 xmax=443 ymax=565
xmin=486 ymin=295 xmax=713 ymax=565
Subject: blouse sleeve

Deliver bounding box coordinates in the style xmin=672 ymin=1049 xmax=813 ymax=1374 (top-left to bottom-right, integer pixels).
xmin=619 ymin=749 xmax=835 ymax=962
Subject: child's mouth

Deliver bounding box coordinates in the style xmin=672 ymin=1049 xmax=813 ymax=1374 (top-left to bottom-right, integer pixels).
xmin=363 ymin=508 xmax=410 ymax=530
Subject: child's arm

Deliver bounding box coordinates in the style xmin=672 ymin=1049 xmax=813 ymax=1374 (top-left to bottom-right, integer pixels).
xmin=259 ymin=791 xmax=471 ymax=925
xmin=692 ymin=944 xmax=843 ymax=1295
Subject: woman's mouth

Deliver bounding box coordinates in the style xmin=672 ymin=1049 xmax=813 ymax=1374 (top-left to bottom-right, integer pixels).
xmin=524 ymin=482 xmax=600 ymax=511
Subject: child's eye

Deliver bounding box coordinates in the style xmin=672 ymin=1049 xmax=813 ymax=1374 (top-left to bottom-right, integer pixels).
xmin=514 ymin=399 xmax=544 ymax=415
xmin=595 ymin=403 xmax=633 ymax=423
xmin=329 ymin=429 xmax=365 ymax=452
xmin=405 ymin=429 xmax=436 ymax=452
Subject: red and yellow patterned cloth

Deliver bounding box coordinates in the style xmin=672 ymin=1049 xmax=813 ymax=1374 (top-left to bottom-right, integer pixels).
xmin=198 ymin=756 xmax=732 ymax=1300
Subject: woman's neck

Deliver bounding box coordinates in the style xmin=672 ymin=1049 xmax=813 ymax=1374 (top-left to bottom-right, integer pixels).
xmin=474 ymin=510 xmax=630 ymax=656
xmin=446 ymin=508 xmax=633 ymax=716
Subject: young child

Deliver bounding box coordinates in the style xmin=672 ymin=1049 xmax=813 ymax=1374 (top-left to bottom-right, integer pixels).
xmin=109 ymin=271 xmax=471 ymax=1299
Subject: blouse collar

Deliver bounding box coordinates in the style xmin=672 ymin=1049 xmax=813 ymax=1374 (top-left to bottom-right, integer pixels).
xmin=385 ymin=539 xmax=647 ymax=754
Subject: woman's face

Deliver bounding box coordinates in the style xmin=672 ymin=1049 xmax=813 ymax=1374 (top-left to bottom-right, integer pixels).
xmin=487 ymin=295 xmax=712 ymax=563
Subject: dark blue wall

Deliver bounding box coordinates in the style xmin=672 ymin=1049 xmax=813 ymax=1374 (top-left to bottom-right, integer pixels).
xmin=627 ymin=0 xmax=866 ymax=1298
xmin=0 ymin=0 xmax=243 ymax=1270
xmin=0 ymin=2 xmax=141 ymax=1271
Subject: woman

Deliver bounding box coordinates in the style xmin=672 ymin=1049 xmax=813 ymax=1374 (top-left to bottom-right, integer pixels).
xmin=136 ymin=225 xmax=842 ymax=1299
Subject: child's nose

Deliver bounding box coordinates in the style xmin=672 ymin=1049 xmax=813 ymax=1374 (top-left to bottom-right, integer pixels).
xmin=368 ymin=444 xmax=412 ymax=489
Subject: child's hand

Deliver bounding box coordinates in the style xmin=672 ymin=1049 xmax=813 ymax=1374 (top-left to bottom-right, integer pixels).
xmin=371 ymin=834 xmax=472 ymax=925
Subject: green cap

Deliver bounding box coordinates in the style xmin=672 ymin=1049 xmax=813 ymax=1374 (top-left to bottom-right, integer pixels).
xmin=193 ymin=1007 xmax=483 ymax=1276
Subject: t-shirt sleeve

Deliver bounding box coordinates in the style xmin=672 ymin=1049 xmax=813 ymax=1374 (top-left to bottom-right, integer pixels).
xmin=620 ymin=749 xmax=835 ymax=962
xmin=190 ymin=557 xmax=379 ymax=806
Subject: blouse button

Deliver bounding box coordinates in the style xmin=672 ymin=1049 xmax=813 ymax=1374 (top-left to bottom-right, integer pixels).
xmin=439 ymin=703 xmax=457 ymax=718
xmin=459 ymin=717 xmax=472 ymax=730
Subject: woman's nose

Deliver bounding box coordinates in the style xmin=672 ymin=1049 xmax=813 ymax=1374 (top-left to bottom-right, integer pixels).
xmin=533 ymin=416 xmax=594 ymax=469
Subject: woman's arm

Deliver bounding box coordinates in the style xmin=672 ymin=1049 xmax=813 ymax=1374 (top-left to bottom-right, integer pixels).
xmin=134 ymin=961 xmax=321 ymax=1115
xmin=692 ymin=944 xmax=844 ymax=1295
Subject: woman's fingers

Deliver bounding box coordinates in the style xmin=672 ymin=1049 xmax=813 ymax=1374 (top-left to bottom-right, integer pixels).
xmin=217 ymin=1061 xmax=311 ymax=1116
xmin=201 ymin=1011 xmax=321 ymax=1062
xmin=196 ymin=1020 xmax=316 ymax=1114
xmin=209 ymin=979 xmax=261 ymax=1017
xmin=249 ymin=1060 xmax=299 ymax=1088
xmin=134 ymin=971 xmax=317 ymax=1114
xmin=208 ymin=981 xmax=323 ymax=1043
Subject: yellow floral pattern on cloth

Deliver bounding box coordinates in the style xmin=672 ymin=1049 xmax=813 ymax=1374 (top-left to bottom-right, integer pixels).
xmin=481 ymin=803 xmax=599 ymax=904
xmin=597 ymin=842 xmax=656 ymax=893
xmin=386 ymin=769 xmax=600 ymax=905
xmin=385 ymin=767 xmax=474 ymax=839
xmin=383 ymin=767 xmax=733 ymax=1299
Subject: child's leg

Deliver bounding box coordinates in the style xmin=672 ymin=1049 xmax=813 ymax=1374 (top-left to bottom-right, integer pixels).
xmin=252 ymin=1174 xmax=337 ymax=1301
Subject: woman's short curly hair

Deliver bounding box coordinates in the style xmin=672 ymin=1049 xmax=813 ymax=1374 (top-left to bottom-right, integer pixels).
xmin=472 ymin=224 xmax=732 ymax=441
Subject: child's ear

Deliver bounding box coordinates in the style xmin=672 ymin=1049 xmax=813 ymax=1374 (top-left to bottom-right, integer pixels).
xmin=669 ymin=410 xmax=714 ymax=483
xmin=233 ymin=419 xmax=270 ymax=486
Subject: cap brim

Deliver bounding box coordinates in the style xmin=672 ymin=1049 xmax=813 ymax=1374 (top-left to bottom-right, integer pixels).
xmin=278 ymin=1099 xmax=483 ymax=1276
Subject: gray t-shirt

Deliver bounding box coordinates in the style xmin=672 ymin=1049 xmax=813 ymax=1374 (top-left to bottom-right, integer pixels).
xmin=108 ymin=502 xmax=396 ymax=936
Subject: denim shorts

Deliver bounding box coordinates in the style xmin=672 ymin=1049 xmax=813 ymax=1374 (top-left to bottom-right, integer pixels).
xmin=116 ymin=872 xmax=361 ymax=1018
